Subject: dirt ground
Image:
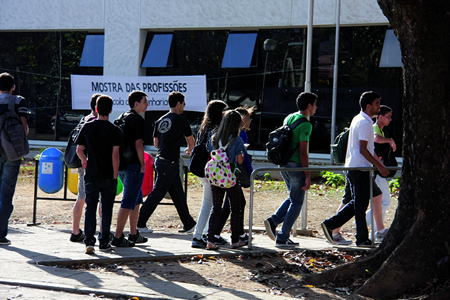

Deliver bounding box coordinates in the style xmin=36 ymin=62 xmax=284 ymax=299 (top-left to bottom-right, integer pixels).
xmin=10 ymin=168 xmax=398 ymax=299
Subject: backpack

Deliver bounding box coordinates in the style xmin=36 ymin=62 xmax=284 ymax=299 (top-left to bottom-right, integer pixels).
xmin=266 ymin=117 xmax=310 ymax=166
xmin=0 ymin=95 xmax=29 ymax=161
xmin=114 ymin=110 xmax=138 ymax=170
xmin=331 ymin=127 xmax=350 ymax=164
xmin=204 ymin=140 xmax=236 ymax=188
xmin=64 ymin=115 xmax=95 ymax=168
xmin=374 ymin=142 xmax=398 ymax=178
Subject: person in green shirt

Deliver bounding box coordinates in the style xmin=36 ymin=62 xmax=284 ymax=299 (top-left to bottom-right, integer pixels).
xmin=264 ymin=92 xmax=318 ymax=247
xmin=366 ymin=105 xmax=396 ymax=241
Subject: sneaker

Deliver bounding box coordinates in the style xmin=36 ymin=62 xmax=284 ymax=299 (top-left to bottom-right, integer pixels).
xmin=85 ymin=245 xmax=95 ymax=254
xmin=70 ymin=230 xmax=85 ymax=242
xmin=213 ymin=236 xmax=228 ymax=245
xmin=375 ymin=229 xmax=389 ymax=242
xmin=321 ymin=222 xmax=334 ymax=244
xmin=191 ymin=237 xmax=207 ymax=249
xmin=128 ymin=230 xmax=148 ymax=243
xmin=178 ymin=223 xmax=196 ymax=233
xmin=99 ymin=243 xmax=112 ymax=252
xmin=112 ymin=236 xmax=135 ymax=247
xmin=0 ymin=237 xmax=11 ymax=245
xmin=275 ymin=238 xmax=299 ymax=247
xmin=264 ymin=218 xmax=277 ymax=241
xmin=356 ymin=239 xmax=375 ymax=248
xmin=201 ymin=234 xmax=208 ymax=244
xmin=98 ymin=232 xmax=115 ymax=243
xmin=331 ymin=233 xmax=352 ymax=245
xmin=137 ymin=226 xmax=154 ymax=234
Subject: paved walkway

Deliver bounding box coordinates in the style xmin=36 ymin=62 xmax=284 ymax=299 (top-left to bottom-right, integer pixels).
xmin=0 ymin=224 xmax=364 ymax=299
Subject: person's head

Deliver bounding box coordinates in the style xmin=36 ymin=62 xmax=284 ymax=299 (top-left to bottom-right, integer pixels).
xmin=168 ymin=92 xmax=186 ymax=113
xmin=236 ymin=105 xmax=255 ymax=131
xmin=201 ymin=100 xmax=228 ymax=132
xmin=377 ymin=105 xmax=393 ymax=127
xmin=128 ymin=90 xmax=148 ymax=113
xmin=212 ymin=110 xmax=242 ymax=148
xmin=95 ymin=95 xmax=113 ymax=117
xmin=359 ymin=91 xmax=381 ymax=117
xmin=296 ymin=92 xmax=318 ymax=116
xmin=90 ymin=93 xmax=102 ymax=112
xmin=0 ymin=72 xmax=15 ymax=93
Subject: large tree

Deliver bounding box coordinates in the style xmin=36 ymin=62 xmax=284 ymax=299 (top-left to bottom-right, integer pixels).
xmin=303 ymin=1 xmax=450 ymax=298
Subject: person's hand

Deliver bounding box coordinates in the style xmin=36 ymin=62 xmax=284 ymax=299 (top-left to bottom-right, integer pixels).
xmin=82 ymin=159 xmax=87 ymax=169
xmin=389 ymin=139 xmax=397 ymax=152
xmin=378 ymin=165 xmax=390 ymax=177
xmin=184 ymin=147 xmax=192 ymax=155
xmin=141 ymin=164 xmax=145 ymax=173
xmin=302 ymin=176 xmax=311 ymax=191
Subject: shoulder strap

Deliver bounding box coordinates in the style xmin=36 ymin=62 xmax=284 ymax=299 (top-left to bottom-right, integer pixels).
xmin=288 ymin=116 xmax=309 ymax=130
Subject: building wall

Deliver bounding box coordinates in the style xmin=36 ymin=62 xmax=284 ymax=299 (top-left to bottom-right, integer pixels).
xmin=1 ymin=0 xmax=388 ymax=76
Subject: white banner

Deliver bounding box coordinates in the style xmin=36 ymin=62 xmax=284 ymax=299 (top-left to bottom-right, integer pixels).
xmin=71 ymin=75 xmax=207 ymax=112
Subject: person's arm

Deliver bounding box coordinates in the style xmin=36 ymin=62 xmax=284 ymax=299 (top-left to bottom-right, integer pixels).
xmin=20 ymin=116 xmax=29 ymax=135
xmin=236 ymin=153 xmax=245 ymax=164
xmin=184 ymin=135 xmax=195 ymax=155
xmin=153 ymin=137 xmax=159 ymax=149
xmin=76 ymin=145 xmax=87 ymax=169
xmin=374 ymin=134 xmax=397 ymax=151
xmin=360 ymin=140 xmax=389 ymax=177
xmin=135 ymin=138 xmax=145 ymax=173
xmin=112 ymin=145 xmax=120 ymax=179
xmin=298 ymin=141 xmax=311 ymax=191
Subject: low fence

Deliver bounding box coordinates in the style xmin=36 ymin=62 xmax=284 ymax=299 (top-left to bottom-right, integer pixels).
xmin=247 ymin=165 xmax=402 ymax=249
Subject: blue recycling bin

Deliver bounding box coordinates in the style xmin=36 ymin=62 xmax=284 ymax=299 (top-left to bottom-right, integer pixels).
xmin=38 ymin=148 xmax=64 ymax=194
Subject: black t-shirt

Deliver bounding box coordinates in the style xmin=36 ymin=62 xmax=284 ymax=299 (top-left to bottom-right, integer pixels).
xmin=76 ymin=120 xmax=121 ymax=180
xmin=153 ymin=112 xmax=192 ymax=162
xmin=122 ymin=110 xmax=145 ymax=165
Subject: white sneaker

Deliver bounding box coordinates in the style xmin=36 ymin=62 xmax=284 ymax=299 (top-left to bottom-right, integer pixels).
xmin=137 ymin=227 xmax=154 ymax=234
xmin=332 ymin=233 xmax=352 ymax=245
xmin=375 ymin=229 xmax=388 ymax=242
xmin=85 ymin=245 xmax=95 ymax=254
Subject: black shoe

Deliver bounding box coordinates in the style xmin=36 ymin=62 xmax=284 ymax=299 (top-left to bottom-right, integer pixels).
xmin=275 ymin=238 xmax=299 ymax=247
xmin=264 ymin=218 xmax=277 ymax=241
xmin=239 ymin=233 xmax=252 ymax=245
xmin=112 ymin=236 xmax=135 ymax=247
xmin=128 ymin=230 xmax=148 ymax=243
xmin=213 ymin=236 xmax=228 ymax=245
xmin=178 ymin=222 xmax=196 ymax=233
xmin=70 ymin=230 xmax=85 ymax=242
xmin=357 ymin=239 xmax=375 ymax=248
xmin=201 ymin=234 xmax=208 ymax=244
xmin=321 ymin=222 xmax=333 ymax=244
xmin=99 ymin=242 xmax=112 ymax=252
xmin=0 ymin=237 xmax=11 ymax=245
xmin=191 ymin=237 xmax=207 ymax=248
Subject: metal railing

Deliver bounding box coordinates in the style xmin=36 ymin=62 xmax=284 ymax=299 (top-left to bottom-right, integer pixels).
xmin=247 ymin=165 xmax=401 ymax=249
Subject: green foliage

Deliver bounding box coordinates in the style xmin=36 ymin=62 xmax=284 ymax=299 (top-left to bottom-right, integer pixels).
xmin=388 ymin=176 xmax=401 ymax=194
xmin=264 ymin=173 xmax=272 ymax=181
xmin=320 ymin=171 xmax=345 ymax=188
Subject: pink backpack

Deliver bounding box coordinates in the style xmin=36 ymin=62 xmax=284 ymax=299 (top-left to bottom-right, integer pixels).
xmin=204 ymin=141 xmax=236 ymax=188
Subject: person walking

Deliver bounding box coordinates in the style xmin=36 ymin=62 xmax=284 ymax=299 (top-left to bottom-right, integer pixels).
xmin=264 ymin=92 xmax=317 ymax=247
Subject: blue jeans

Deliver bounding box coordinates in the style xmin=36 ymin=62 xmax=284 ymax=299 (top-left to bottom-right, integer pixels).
xmin=84 ymin=178 xmax=117 ymax=245
xmin=138 ymin=158 xmax=195 ymax=230
xmin=270 ymin=161 xmax=306 ymax=242
xmin=0 ymin=156 xmax=21 ymax=239
xmin=118 ymin=164 xmax=144 ymax=209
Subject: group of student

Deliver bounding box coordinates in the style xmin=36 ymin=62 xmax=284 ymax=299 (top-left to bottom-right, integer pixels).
xmin=70 ymin=89 xmax=396 ymax=254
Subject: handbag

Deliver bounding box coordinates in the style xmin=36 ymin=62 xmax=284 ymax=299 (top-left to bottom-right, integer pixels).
xmin=236 ymin=163 xmax=251 ymax=188
xmin=189 ymin=132 xmax=210 ymax=177
xmin=374 ymin=143 xmax=398 ymax=178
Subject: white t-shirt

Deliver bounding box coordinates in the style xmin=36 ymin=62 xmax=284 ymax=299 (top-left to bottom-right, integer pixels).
xmin=345 ymin=112 xmax=374 ymax=168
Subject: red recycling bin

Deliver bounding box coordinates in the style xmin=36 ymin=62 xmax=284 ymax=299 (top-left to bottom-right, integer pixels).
xmin=141 ymin=152 xmax=154 ymax=197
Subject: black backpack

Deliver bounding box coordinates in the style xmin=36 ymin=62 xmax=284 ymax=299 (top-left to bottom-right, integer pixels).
xmin=374 ymin=142 xmax=398 ymax=178
xmin=114 ymin=110 xmax=138 ymax=170
xmin=64 ymin=115 xmax=95 ymax=168
xmin=331 ymin=127 xmax=350 ymax=164
xmin=266 ymin=117 xmax=310 ymax=166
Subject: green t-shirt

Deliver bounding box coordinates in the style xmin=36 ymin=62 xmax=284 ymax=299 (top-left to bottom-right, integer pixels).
xmin=373 ymin=123 xmax=384 ymax=137
xmin=283 ymin=113 xmax=312 ymax=164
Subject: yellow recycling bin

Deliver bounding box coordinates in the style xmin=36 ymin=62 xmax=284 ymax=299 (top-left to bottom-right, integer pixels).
xmin=67 ymin=168 xmax=79 ymax=195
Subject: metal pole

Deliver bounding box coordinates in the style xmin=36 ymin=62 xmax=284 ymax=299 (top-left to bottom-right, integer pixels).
xmin=330 ymin=0 xmax=341 ymax=164
xmin=304 ymin=0 xmax=314 ymax=92
xmin=370 ymin=171 xmax=375 ymax=244
xmin=258 ymin=51 xmax=269 ymax=145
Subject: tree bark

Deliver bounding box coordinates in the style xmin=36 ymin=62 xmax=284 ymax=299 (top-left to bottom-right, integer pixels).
xmin=303 ymin=1 xmax=450 ymax=298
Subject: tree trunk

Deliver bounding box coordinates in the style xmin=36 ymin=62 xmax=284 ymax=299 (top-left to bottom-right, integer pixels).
xmin=303 ymin=1 xmax=450 ymax=298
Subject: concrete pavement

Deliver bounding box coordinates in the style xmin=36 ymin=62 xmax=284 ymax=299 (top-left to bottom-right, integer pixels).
xmin=0 ymin=224 xmax=365 ymax=299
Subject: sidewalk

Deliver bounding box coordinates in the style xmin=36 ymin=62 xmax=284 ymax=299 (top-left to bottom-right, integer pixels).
xmin=0 ymin=224 xmax=362 ymax=299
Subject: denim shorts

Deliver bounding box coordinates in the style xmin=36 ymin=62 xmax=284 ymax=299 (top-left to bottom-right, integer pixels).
xmin=77 ymin=167 xmax=86 ymax=200
xmin=118 ymin=164 xmax=144 ymax=209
